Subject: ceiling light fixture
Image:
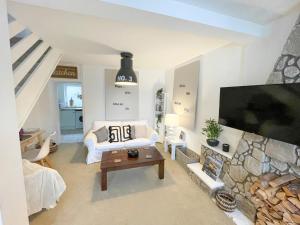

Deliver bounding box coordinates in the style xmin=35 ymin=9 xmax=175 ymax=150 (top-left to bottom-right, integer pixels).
xmin=115 ymin=52 xmax=137 ymax=86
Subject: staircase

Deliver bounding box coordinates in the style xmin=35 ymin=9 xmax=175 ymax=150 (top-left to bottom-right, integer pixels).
xmin=8 ymin=14 xmax=62 ymax=129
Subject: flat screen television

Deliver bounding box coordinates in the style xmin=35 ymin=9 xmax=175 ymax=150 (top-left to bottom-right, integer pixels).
xmin=219 ymin=83 xmax=300 ymax=146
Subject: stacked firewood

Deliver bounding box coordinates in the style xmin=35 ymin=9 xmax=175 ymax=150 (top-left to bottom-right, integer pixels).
xmin=250 ymin=173 xmax=300 ymax=225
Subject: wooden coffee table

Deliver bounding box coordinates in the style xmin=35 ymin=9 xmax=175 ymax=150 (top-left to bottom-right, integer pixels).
xmin=100 ymin=147 xmax=165 ymax=191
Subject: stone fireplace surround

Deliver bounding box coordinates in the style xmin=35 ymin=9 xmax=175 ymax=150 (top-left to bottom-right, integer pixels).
xmin=204 ymin=15 xmax=300 ymax=220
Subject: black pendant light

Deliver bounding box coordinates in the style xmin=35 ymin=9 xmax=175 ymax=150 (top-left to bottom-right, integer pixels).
xmin=115 ymin=52 xmax=138 ymax=86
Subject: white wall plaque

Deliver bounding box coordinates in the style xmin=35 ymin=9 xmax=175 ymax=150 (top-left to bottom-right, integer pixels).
xmin=105 ymin=69 xmax=139 ymax=121
xmin=173 ymin=61 xmax=199 ymax=129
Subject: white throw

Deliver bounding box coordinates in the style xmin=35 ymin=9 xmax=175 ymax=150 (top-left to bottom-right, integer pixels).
xmin=22 ymin=159 xmax=66 ymax=216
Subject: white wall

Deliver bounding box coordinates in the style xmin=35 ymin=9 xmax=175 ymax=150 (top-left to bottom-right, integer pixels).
xmin=241 ymin=10 xmax=299 ymax=85
xmin=23 ymin=64 xmax=82 ymax=143
xmin=82 ymin=65 xmax=165 ymax=133
xmin=166 ymin=45 xmax=244 ymax=154
xmin=25 ymin=64 xmax=165 ymax=136
xmin=165 ymin=10 xmax=299 ymax=154
xmin=82 ymin=65 xmax=106 ymax=133
xmin=0 ymin=0 xmax=29 ymax=224
xmin=138 ymin=69 xmax=165 ymax=127
xmin=23 ymin=80 xmax=60 ymax=142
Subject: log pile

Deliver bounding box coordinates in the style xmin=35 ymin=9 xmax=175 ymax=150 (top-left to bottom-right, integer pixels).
xmin=250 ymin=173 xmax=300 ymax=225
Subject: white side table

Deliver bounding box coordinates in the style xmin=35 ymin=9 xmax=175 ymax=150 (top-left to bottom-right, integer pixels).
xmin=164 ymin=137 xmax=187 ymax=160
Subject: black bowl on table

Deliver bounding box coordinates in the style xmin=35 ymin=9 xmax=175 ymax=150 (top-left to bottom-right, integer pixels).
xmin=128 ymin=149 xmax=139 ymax=158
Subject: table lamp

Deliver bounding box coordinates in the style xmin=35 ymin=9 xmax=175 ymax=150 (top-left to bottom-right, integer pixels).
xmin=165 ymin=113 xmax=179 ymax=140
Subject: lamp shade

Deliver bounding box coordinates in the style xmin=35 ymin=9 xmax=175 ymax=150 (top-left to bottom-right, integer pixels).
xmin=115 ymin=52 xmax=138 ymax=86
xmin=165 ymin=113 xmax=179 ymax=127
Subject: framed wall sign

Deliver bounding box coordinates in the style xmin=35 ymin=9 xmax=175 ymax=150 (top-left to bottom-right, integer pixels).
xmin=173 ymin=61 xmax=199 ymax=129
xmin=105 ymin=69 xmax=139 ymax=121
xmin=52 ymin=65 xmax=78 ymax=79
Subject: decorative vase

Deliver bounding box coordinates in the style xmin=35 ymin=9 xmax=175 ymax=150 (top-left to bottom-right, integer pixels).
xmin=222 ymin=143 xmax=230 ymax=152
xmin=206 ymin=139 xmax=219 ymax=147
xmin=69 ymin=97 xmax=74 ymax=107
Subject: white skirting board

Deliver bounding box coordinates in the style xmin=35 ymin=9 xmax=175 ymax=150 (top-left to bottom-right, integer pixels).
xmin=211 ymin=197 xmax=253 ymax=225
xmin=225 ymin=209 xmax=253 ymax=225
xmin=187 ymin=163 xmax=224 ymax=190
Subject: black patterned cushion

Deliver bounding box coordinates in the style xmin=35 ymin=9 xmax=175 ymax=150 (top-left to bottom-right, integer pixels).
xmin=108 ymin=126 xmax=121 ymax=143
xmin=122 ymin=125 xmax=132 ymax=142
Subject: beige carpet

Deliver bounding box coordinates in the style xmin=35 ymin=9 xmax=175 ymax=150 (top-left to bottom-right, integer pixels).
xmin=29 ymin=143 xmax=235 ymax=225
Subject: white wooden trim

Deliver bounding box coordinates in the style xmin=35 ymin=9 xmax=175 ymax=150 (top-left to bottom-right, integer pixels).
xmin=201 ymin=141 xmax=234 ymax=159
xmin=187 ymin=163 xmax=224 ymax=190
xmin=11 ymin=33 xmax=39 ymax=64
xmin=13 ymin=42 xmax=49 ymax=87
xmin=9 ymin=20 xmax=25 ymax=38
xmin=16 ymin=49 xmax=62 ymax=128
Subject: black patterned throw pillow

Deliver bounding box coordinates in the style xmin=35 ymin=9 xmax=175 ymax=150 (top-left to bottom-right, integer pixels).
xmin=122 ymin=125 xmax=132 ymax=142
xmin=108 ymin=126 xmax=121 ymax=143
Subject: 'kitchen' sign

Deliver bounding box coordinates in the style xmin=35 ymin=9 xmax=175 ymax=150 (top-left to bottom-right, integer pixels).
xmin=52 ymin=65 xmax=78 ymax=79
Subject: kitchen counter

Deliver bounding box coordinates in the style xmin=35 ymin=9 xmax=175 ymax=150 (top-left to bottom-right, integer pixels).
xmin=59 ymin=108 xmax=83 ymax=130
xmin=60 ymin=107 xmax=82 ymax=110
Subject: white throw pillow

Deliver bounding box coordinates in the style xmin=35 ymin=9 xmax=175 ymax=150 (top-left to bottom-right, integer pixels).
xmin=134 ymin=125 xmax=147 ymax=138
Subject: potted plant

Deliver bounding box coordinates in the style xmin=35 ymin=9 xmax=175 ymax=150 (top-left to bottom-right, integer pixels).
xmin=202 ymin=119 xmax=223 ymax=147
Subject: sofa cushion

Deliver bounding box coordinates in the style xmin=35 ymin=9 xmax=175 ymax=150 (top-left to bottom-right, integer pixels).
xmin=122 ymin=125 xmax=132 ymax=142
xmin=93 ymin=126 xmax=108 ymax=143
xmin=95 ymin=141 xmax=125 ymax=150
xmin=124 ymin=138 xmax=151 ymax=148
xmin=93 ymin=121 xmax=122 ymax=130
xmin=131 ymin=126 xmax=136 ymax=139
xmin=134 ymin=125 xmax=148 ymax=138
xmin=108 ymin=126 xmax=122 ymax=143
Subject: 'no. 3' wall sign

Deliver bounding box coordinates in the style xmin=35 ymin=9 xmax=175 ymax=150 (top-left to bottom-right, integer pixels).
xmin=52 ymin=65 xmax=78 ymax=79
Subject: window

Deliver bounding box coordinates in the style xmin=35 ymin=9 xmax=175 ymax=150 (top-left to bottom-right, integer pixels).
xmin=58 ymin=83 xmax=82 ymax=107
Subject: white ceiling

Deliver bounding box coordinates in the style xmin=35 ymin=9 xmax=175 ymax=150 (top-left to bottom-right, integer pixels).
xmin=7 ymin=0 xmax=300 ymax=69
xmin=176 ymin=0 xmax=300 ymax=24
xmin=8 ymin=1 xmax=231 ymax=69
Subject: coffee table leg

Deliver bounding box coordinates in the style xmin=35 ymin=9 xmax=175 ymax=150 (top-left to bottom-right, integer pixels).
xmin=101 ymin=169 xmax=107 ymax=191
xmin=159 ymin=161 xmax=164 ymax=179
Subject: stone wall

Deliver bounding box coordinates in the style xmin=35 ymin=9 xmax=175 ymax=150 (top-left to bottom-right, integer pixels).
xmin=223 ymin=14 xmax=300 ymax=220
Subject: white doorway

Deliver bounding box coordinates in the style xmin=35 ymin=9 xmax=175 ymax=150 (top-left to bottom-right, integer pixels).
xmin=57 ymin=82 xmax=83 ymax=142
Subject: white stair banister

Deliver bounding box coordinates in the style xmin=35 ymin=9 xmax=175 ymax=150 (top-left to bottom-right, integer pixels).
xmin=9 ymin=20 xmax=25 ymax=38
xmin=11 ymin=33 xmax=39 ymax=64
xmin=16 ymin=48 xmax=61 ymax=128
xmin=8 ymin=13 xmax=62 ymax=128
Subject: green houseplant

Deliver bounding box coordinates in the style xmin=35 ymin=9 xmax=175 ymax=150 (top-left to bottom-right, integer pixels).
xmin=202 ymin=119 xmax=223 ymax=147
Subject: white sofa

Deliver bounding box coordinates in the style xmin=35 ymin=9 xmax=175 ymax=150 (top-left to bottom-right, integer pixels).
xmin=84 ymin=120 xmax=159 ymax=164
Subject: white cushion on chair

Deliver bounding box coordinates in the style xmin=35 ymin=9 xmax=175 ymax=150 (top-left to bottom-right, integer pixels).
xmin=22 ymin=148 xmax=41 ymax=162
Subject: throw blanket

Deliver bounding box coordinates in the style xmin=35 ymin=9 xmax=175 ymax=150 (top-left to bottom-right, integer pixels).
xmin=22 ymin=159 xmax=66 ymax=216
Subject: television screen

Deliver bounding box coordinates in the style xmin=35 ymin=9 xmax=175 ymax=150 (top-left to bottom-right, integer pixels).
xmin=219 ymin=83 xmax=300 ymax=146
